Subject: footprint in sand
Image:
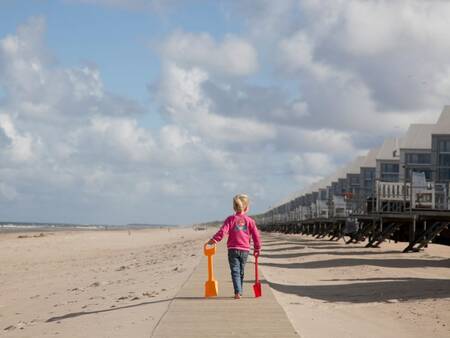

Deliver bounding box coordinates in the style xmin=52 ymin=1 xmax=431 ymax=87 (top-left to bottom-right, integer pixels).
xmin=142 ymin=291 xmax=158 ymax=297
xmin=4 ymin=325 xmax=16 ymax=331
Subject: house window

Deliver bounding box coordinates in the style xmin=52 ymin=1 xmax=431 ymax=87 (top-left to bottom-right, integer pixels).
xmin=381 ymin=174 xmax=399 ymax=182
xmin=406 ymin=168 xmax=433 ymax=181
xmin=439 ymin=154 xmax=450 ymax=166
xmin=405 ymin=153 xmax=431 ymax=165
xmin=364 ymin=170 xmax=375 ymax=180
xmin=439 ymin=140 xmax=450 ymax=152
xmin=438 ymin=168 xmax=450 ymax=180
xmin=381 ymin=163 xmax=399 ymax=173
xmin=350 ymin=176 xmax=359 ymax=185
xmin=381 ymin=163 xmax=399 ymax=182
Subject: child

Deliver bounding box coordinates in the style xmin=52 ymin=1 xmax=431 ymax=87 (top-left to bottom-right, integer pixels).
xmin=206 ymin=194 xmax=261 ymax=299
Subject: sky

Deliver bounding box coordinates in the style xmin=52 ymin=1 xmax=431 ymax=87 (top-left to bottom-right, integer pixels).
xmin=0 ymin=0 xmax=449 ymax=225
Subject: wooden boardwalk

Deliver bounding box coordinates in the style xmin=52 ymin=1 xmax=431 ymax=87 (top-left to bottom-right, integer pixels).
xmin=152 ymin=243 xmax=298 ymax=338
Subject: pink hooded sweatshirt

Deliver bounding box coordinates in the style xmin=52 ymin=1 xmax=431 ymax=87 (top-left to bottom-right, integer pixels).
xmin=211 ymin=212 xmax=261 ymax=252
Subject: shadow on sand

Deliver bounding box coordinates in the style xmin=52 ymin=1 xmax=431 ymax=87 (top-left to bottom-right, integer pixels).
xmin=260 ymin=258 xmax=450 ymax=269
xmin=268 ymin=277 xmax=450 ymax=303
xmin=263 ymin=240 xmax=339 ymax=247
xmin=263 ymin=245 xmax=305 ymax=252
xmin=261 ymin=250 xmax=400 ymax=259
xmin=307 ymin=245 xmax=368 ymax=250
xmin=46 ymin=298 xmax=172 ymax=322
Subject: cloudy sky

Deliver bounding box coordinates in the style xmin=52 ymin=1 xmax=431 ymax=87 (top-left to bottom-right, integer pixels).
xmin=0 ymin=0 xmax=449 ymax=225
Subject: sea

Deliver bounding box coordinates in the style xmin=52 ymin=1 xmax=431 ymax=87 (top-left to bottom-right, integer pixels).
xmin=0 ymin=222 xmax=180 ymax=233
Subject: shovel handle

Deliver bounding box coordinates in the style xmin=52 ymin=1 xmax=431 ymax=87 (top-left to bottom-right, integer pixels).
xmin=207 ymin=254 xmax=214 ymax=281
xmin=204 ymin=244 xmax=216 ymax=281
xmin=254 ymin=255 xmax=259 ymax=283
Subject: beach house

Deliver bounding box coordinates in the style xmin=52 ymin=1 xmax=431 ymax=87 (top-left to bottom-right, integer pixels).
xmin=432 ymin=106 xmax=450 ymax=209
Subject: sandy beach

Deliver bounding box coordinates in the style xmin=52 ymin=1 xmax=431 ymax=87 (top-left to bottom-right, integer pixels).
xmin=0 ymin=227 xmax=213 ymax=337
xmin=2 ymin=228 xmax=450 ymax=338
xmin=260 ymin=233 xmax=450 ymax=338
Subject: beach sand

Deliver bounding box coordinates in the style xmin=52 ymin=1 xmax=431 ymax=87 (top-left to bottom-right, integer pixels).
xmin=260 ymin=233 xmax=450 ymax=338
xmin=0 ymin=227 xmax=213 ymax=337
xmin=2 ymin=228 xmax=450 ymax=338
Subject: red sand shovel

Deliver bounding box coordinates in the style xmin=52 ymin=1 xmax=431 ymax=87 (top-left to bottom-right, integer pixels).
xmin=204 ymin=243 xmax=218 ymax=297
xmin=253 ymin=255 xmax=262 ymax=298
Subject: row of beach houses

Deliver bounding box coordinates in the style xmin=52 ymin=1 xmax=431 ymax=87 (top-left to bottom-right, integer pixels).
xmin=256 ymin=106 xmax=450 ymax=225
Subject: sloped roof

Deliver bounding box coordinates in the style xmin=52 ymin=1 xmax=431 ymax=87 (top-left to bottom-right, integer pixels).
xmin=434 ymin=105 xmax=450 ymax=134
xmin=400 ymin=123 xmax=434 ymax=149
xmin=361 ymin=147 xmax=380 ymax=168
xmin=316 ymin=175 xmax=334 ymax=190
xmin=330 ymin=163 xmax=352 ymax=182
xmin=376 ymin=137 xmax=401 ymax=160
xmin=272 ymin=191 xmax=300 ymax=209
xmin=347 ymin=156 xmax=366 ymax=175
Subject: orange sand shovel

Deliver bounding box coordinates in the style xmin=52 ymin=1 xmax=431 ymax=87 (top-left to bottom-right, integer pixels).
xmin=204 ymin=243 xmax=218 ymax=297
xmin=253 ymin=255 xmax=262 ymax=298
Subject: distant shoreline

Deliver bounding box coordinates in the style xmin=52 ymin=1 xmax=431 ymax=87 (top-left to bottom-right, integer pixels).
xmin=0 ymin=222 xmax=183 ymax=234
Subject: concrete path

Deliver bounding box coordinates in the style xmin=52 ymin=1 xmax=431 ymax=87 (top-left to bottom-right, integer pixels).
xmin=151 ymin=243 xmax=298 ymax=338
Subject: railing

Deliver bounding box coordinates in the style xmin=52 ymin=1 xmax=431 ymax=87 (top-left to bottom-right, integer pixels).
xmin=374 ymin=180 xmax=450 ymax=211
xmin=376 ymin=181 xmax=411 ymax=201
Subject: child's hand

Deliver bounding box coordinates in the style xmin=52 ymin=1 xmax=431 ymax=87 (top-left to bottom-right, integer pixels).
xmin=206 ymin=239 xmax=215 ymax=246
xmin=254 ymin=250 xmax=260 ymax=257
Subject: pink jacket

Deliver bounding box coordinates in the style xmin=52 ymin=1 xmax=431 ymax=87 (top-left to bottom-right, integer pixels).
xmin=211 ymin=212 xmax=261 ymax=252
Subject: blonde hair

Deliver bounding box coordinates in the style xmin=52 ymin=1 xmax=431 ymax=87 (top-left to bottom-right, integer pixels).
xmin=233 ymin=194 xmax=249 ymax=213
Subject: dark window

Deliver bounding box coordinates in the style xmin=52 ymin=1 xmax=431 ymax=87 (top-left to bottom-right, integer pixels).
xmin=405 ymin=153 xmax=431 ymax=164
xmin=381 ymin=173 xmax=399 ymax=182
xmin=381 ymin=163 xmax=399 ymax=174
xmin=439 ymin=140 xmax=450 ymax=152
xmin=439 ymin=154 xmax=450 ymax=166
xmin=438 ymin=168 xmax=450 ymax=180
xmin=364 ymin=169 xmax=375 ymax=179
xmin=407 ymin=168 xmax=432 ymax=181
xmin=350 ymin=176 xmax=359 ymax=185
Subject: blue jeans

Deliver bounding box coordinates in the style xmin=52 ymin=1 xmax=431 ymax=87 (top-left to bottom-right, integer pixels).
xmin=228 ymin=249 xmax=249 ymax=295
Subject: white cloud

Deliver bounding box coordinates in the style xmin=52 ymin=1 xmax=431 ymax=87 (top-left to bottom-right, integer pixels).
xmin=296 ymin=0 xmax=450 ymax=113
xmin=0 ymin=113 xmax=37 ymax=162
xmin=88 ymin=116 xmax=155 ymax=162
xmin=159 ymin=124 xmax=200 ymax=150
xmin=289 ymin=152 xmax=336 ymax=177
xmin=156 ymin=63 xmax=275 ymax=144
xmin=160 ymin=31 xmax=259 ymax=76
xmin=278 ymin=32 xmax=330 ymax=79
